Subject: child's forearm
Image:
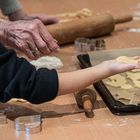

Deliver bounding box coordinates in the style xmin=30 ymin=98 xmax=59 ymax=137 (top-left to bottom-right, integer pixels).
xmin=58 ymin=63 xmax=109 ymax=95
xmin=58 ymin=59 xmax=140 ymax=95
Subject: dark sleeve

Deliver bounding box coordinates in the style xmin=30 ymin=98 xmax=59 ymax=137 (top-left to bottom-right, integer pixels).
xmin=0 ymin=43 xmax=59 ymax=104
xmin=0 ymin=0 xmax=22 ymax=15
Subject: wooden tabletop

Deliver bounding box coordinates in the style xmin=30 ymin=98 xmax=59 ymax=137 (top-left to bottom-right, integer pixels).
xmin=1 ymin=0 xmax=140 ymax=140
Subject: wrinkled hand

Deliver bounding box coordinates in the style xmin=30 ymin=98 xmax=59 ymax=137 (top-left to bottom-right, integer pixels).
xmin=0 ymin=19 xmax=59 ymax=59
xmin=100 ymin=59 xmax=140 ymax=77
xmin=8 ymin=11 xmax=59 ymax=25
xmin=22 ymin=14 xmax=59 ymax=25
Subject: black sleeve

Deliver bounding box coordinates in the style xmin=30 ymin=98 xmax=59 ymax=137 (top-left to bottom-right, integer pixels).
xmin=0 ymin=43 xmax=59 ymax=104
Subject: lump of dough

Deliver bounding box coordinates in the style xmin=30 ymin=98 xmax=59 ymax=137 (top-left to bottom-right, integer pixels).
xmin=30 ymin=56 xmax=63 ymax=70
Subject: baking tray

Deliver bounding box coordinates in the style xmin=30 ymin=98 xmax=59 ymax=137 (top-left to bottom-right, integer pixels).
xmin=77 ymin=47 xmax=140 ymax=115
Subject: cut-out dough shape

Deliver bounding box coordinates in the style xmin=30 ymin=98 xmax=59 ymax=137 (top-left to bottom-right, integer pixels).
xmin=114 ymin=90 xmax=134 ymax=101
xmin=105 ymin=74 xmax=133 ymax=89
xmin=129 ymin=92 xmax=140 ymax=105
xmin=126 ymin=72 xmax=140 ymax=88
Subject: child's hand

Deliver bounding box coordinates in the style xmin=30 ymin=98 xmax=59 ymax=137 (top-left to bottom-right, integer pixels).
xmin=100 ymin=59 xmax=140 ymax=77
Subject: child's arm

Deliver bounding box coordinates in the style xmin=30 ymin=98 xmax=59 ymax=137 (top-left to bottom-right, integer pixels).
xmin=0 ymin=43 xmax=58 ymax=104
xmin=58 ymin=60 xmax=140 ymax=95
xmin=0 ymin=43 xmax=139 ymax=104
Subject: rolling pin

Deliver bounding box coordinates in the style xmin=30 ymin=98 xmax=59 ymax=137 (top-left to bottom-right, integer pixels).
xmin=47 ymin=13 xmax=133 ymax=45
xmin=75 ymin=88 xmax=97 ymax=118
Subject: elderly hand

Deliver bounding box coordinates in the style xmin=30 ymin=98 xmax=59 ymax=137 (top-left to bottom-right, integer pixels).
xmin=0 ymin=19 xmax=59 ymax=59
xmin=26 ymin=14 xmax=59 ymax=25
xmin=8 ymin=10 xmax=59 ymax=25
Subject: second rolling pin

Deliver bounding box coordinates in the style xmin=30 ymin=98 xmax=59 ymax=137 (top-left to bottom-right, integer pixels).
xmin=47 ymin=13 xmax=132 ymax=45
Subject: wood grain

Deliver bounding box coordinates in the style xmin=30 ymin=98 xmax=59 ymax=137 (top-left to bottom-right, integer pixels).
xmin=1 ymin=0 xmax=140 ymax=140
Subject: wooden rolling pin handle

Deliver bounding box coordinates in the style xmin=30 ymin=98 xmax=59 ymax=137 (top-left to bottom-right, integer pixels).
xmin=82 ymin=95 xmax=94 ymax=118
xmin=75 ymin=89 xmax=96 ymax=118
xmin=114 ymin=14 xmax=133 ymax=24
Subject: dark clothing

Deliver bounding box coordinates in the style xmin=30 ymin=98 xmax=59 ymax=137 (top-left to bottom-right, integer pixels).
xmin=0 ymin=43 xmax=58 ymax=104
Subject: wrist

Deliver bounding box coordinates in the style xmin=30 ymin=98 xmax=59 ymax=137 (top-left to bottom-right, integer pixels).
xmin=91 ymin=62 xmax=111 ymax=82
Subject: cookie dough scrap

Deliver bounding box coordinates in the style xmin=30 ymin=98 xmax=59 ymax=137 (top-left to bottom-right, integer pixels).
xmin=105 ymin=74 xmax=133 ymax=89
xmin=116 ymin=56 xmax=140 ymax=72
xmin=129 ymin=92 xmax=140 ymax=105
xmin=58 ymin=8 xmax=93 ymax=23
xmin=114 ymin=90 xmax=134 ymax=101
xmin=58 ymin=8 xmax=93 ymax=18
xmin=126 ymin=72 xmax=140 ymax=88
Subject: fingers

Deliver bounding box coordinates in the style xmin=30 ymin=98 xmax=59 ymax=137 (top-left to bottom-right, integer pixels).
xmin=123 ymin=63 xmax=138 ymax=71
xmin=31 ymin=32 xmax=51 ymax=55
xmin=24 ymin=49 xmax=36 ymax=60
xmin=27 ymin=40 xmax=42 ymax=58
xmin=16 ymin=40 xmax=40 ymax=60
xmin=28 ymin=19 xmax=59 ymax=55
xmin=37 ymin=20 xmax=60 ymax=51
xmin=41 ymin=16 xmax=59 ymax=25
xmin=12 ymin=37 xmax=42 ymax=60
xmin=117 ymin=60 xmax=140 ymax=72
xmin=10 ymin=38 xmax=37 ymax=60
xmin=30 ymin=14 xmax=59 ymax=25
xmin=3 ymin=19 xmax=59 ymax=59
xmin=131 ymin=56 xmax=140 ymax=60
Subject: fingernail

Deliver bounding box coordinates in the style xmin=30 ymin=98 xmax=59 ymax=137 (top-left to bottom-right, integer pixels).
xmin=53 ymin=39 xmax=58 ymax=44
xmin=54 ymin=48 xmax=60 ymax=52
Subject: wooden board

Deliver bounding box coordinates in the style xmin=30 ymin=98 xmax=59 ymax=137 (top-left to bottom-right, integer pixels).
xmin=1 ymin=0 xmax=140 ymax=140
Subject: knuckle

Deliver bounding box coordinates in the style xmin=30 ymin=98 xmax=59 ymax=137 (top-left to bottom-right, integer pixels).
xmin=39 ymin=43 xmax=46 ymax=49
xmin=28 ymin=24 xmax=37 ymax=31
xmin=34 ymin=19 xmax=42 ymax=25
xmin=23 ymin=34 xmax=31 ymax=40
xmin=46 ymin=39 xmax=51 ymax=44
xmin=17 ymin=43 xmax=26 ymax=50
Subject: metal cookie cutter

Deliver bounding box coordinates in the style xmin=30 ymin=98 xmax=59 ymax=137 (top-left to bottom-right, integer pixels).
xmin=0 ymin=110 xmax=7 ymax=124
xmin=75 ymin=37 xmax=106 ymax=53
xmin=14 ymin=114 xmax=41 ymax=134
xmin=91 ymin=39 xmax=106 ymax=50
xmin=25 ymin=121 xmax=41 ymax=134
xmin=74 ymin=37 xmax=91 ymax=53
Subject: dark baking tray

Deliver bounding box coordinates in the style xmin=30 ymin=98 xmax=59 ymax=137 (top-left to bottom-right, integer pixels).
xmin=77 ymin=53 xmax=140 ymax=115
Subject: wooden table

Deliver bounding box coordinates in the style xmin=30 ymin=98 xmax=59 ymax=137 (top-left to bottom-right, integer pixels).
xmin=1 ymin=0 xmax=140 ymax=140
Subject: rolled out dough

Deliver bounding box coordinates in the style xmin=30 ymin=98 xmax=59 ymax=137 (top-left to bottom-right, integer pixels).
xmin=105 ymin=74 xmax=133 ymax=89
xmin=105 ymin=55 xmax=140 ymax=104
xmin=126 ymin=72 xmax=140 ymax=88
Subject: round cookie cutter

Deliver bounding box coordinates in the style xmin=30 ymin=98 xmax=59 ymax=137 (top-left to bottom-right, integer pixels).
xmin=14 ymin=114 xmax=42 ymax=134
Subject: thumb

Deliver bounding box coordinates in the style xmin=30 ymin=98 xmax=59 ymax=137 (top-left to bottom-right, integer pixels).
xmin=36 ymin=15 xmax=59 ymax=25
